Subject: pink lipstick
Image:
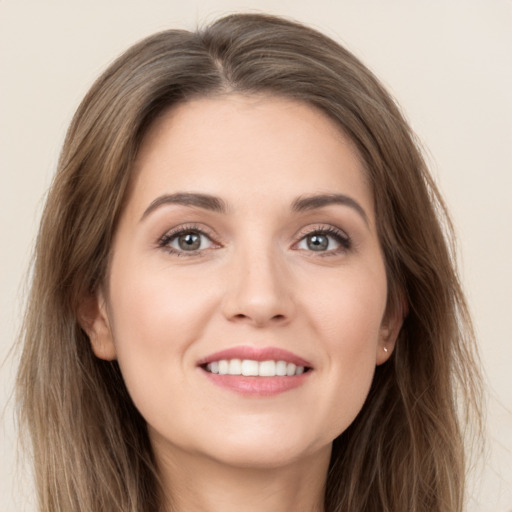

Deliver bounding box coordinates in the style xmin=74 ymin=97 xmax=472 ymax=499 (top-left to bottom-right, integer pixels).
xmin=197 ymin=346 xmax=313 ymax=396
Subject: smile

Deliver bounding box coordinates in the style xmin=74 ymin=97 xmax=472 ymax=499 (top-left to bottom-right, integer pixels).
xmin=205 ymin=359 xmax=306 ymax=377
xmin=198 ymin=346 xmax=313 ymax=396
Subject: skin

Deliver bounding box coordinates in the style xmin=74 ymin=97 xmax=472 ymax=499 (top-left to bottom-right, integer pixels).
xmin=82 ymin=95 xmax=402 ymax=512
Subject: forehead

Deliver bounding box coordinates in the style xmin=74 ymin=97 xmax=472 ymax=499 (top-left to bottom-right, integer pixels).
xmin=128 ymin=94 xmax=373 ymax=218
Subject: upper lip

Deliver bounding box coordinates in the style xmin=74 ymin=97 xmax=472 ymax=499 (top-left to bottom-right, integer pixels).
xmin=197 ymin=346 xmax=312 ymax=368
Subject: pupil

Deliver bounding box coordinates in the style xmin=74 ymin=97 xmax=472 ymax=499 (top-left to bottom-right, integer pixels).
xmin=179 ymin=232 xmax=200 ymax=250
xmin=307 ymin=234 xmax=328 ymax=251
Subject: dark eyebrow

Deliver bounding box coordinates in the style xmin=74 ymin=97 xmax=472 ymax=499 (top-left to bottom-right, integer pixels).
xmin=140 ymin=192 xmax=227 ymax=221
xmin=291 ymin=194 xmax=369 ymax=226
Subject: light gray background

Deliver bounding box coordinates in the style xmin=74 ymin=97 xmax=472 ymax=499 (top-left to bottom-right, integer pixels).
xmin=1 ymin=1 xmax=511 ymax=510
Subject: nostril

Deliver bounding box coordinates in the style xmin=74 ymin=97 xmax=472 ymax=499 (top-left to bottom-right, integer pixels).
xmin=229 ymin=312 xmax=288 ymax=325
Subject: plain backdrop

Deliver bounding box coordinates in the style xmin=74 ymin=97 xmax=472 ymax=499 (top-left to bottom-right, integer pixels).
xmin=1 ymin=1 xmax=511 ymax=510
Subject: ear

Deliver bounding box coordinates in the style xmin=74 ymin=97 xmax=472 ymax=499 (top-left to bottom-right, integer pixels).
xmin=77 ymin=288 xmax=117 ymax=361
xmin=376 ymin=300 xmax=406 ymax=366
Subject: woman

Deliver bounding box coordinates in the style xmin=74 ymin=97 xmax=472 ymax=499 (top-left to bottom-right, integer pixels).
xmin=16 ymin=13 xmax=482 ymax=512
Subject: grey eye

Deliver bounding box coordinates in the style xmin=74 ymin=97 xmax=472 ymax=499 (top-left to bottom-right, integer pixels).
xmin=307 ymin=234 xmax=329 ymax=251
xmin=297 ymin=231 xmax=349 ymax=252
xmin=167 ymin=231 xmax=212 ymax=252
xmin=298 ymin=233 xmax=341 ymax=252
xmin=178 ymin=232 xmax=202 ymax=250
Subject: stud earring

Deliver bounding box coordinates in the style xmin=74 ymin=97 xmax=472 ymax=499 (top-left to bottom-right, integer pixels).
xmin=383 ymin=347 xmax=389 ymax=353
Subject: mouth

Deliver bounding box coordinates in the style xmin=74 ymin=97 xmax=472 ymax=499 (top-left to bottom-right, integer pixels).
xmin=197 ymin=346 xmax=313 ymax=396
xmin=201 ymin=359 xmax=310 ymax=377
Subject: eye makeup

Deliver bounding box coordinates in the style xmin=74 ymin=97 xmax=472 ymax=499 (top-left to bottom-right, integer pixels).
xmin=157 ymin=223 xmax=220 ymax=256
xmin=156 ymin=221 xmax=352 ymax=259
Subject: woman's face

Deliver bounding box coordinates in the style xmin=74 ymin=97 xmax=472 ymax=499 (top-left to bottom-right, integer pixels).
xmin=86 ymin=95 xmax=400 ymax=469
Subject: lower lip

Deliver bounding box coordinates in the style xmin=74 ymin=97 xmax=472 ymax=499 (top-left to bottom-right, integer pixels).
xmin=201 ymin=369 xmax=311 ymax=396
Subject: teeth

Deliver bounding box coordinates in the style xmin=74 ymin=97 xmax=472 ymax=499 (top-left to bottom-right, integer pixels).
xmin=205 ymin=359 xmax=306 ymax=377
xmin=259 ymin=360 xmax=276 ymax=376
xmin=241 ymin=359 xmax=259 ymax=376
xmin=286 ymin=363 xmax=297 ymax=376
xmin=228 ymin=359 xmax=242 ymax=375
xmin=276 ymin=360 xmax=287 ymax=376
xmin=218 ymin=360 xmax=229 ymax=375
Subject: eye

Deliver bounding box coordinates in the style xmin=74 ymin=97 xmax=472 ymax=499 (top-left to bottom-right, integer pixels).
xmin=296 ymin=227 xmax=350 ymax=253
xmin=159 ymin=226 xmax=216 ymax=254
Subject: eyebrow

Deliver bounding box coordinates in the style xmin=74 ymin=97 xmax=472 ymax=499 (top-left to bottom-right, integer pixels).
xmin=291 ymin=194 xmax=369 ymax=225
xmin=140 ymin=191 xmax=368 ymax=225
xmin=140 ymin=192 xmax=227 ymax=221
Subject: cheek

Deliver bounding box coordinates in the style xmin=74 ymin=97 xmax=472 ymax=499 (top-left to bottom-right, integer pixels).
xmin=109 ymin=256 xmax=215 ymax=345
xmin=105 ymin=261 xmax=216 ymax=411
xmin=306 ymin=261 xmax=387 ymax=353
xmin=303 ymin=266 xmax=387 ymax=435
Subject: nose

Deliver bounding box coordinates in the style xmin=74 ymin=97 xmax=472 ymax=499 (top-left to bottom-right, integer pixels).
xmin=221 ymin=245 xmax=295 ymax=327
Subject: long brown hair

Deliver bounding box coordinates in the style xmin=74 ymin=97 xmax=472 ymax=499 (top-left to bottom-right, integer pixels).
xmin=17 ymin=13 xmax=482 ymax=512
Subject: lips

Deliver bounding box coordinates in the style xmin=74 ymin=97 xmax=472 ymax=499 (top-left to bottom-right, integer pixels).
xmin=197 ymin=346 xmax=313 ymax=396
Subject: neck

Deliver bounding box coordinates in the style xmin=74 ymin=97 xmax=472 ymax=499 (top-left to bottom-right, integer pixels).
xmin=154 ymin=441 xmax=331 ymax=512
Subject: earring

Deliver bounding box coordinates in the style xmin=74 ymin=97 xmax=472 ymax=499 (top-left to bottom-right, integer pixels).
xmin=383 ymin=346 xmax=388 ymax=353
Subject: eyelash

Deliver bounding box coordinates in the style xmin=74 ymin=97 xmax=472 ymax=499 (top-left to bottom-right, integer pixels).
xmin=157 ymin=224 xmax=351 ymax=256
xmin=157 ymin=224 xmax=217 ymax=256
xmin=295 ymin=226 xmax=351 ymax=255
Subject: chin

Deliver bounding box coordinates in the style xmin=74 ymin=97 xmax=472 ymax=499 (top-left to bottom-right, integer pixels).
xmin=197 ymin=424 xmax=333 ymax=470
